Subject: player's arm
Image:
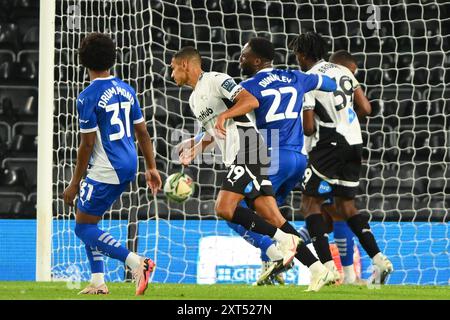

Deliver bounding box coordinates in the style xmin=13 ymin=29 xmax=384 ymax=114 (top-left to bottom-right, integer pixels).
xmin=302 ymin=92 xmax=316 ymax=136
xmin=315 ymin=74 xmax=337 ymax=92
xmin=299 ymin=71 xmax=337 ymax=93
xmin=176 ymin=131 xmax=212 ymax=154
xmin=63 ymin=132 xmax=96 ymax=206
xmin=179 ymin=131 xmax=215 ymax=166
xmin=303 ymin=109 xmax=316 ymax=136
xmin=134 ymin=121 xmax=162 ymax=195
xmin=215 ymin=89 xmax=259 ymax=138
xmin=353 ymin=86 xmax=372 ymax=119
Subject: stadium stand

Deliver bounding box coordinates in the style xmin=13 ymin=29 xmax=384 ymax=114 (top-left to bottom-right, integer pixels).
xmin=0 ymin=0 xmax=38 ymax=218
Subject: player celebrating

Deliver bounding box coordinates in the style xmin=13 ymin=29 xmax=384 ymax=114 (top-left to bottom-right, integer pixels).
xmin=171 ymin=46 xmax=335 ymax=291
xmin=292 ymin=32 xmax=393 ymax=284
xmin=62 ymin=33 xmax=162 ymax=295
xmin=224 ymin=37 xmax=340 ymax=285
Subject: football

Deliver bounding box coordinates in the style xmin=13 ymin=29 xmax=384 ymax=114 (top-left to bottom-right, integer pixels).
xmin=163 ymin=172 xmax=195 ymax=203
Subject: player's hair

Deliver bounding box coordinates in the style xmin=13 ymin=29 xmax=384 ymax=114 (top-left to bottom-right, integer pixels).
xmin=247 ymin=37 xmax=275 ymax=61
xmin=78 ymin=33 xmax=116 ymax=71
xmin=329 ymin=50 xmax=357 ymax=65
xmin=173 ymin=46 xmax=202 ymax=63
xmin=289 ymin=32 xmax=327 ymax=61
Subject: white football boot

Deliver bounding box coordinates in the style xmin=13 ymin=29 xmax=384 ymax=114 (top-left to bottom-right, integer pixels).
xmin=276 ymin=234 xmax=300 ymax=268
xmin=78 ymin=283 xmax=109 ymax=295
xmin=371 ymin=253 xmax=393 ymax=284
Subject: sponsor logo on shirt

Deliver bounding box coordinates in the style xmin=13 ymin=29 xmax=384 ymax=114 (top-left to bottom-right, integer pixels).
xmin=221 ymin=78 xmax=237 ymax=93
xmin=244 ymin=182 xmax=253 ymax=193
xmin=198 ymin=107 xmax=214 ymax=121
xmin=348 ymin=107 xmax=356 ymax=123
xmin=318 ymin=181 xmax=332 ymax=194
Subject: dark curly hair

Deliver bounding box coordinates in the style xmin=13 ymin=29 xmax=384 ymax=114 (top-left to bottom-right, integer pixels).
xmin=78 ymin=33 xmax=116 ymax=71
xmin=289 ymin=32 xmax=327 ymax=61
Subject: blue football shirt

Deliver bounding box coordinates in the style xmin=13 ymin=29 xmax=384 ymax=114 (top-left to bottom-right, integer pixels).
xmin=240 ymin=68 xmax=323 ymax=153
xmin=76 ymin=76 xmax=144 ymax=184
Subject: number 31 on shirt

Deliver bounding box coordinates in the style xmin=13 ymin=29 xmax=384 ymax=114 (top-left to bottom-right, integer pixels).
xmin=106 ymin=101 xmax=131 ymax=141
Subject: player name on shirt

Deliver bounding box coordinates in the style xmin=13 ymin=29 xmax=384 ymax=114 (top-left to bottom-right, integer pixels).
xmin=98 ymin=85 xmax=136 ymax=108
xmin=258 ymin=73 xmax=293 ymax=88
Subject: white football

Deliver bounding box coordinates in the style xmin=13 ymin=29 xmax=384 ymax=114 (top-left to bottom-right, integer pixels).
xmin=163 ymin=172 xmax=195 ymax=203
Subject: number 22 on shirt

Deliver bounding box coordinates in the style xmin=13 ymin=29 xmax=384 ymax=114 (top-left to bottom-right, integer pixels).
xmin=261 ymin=86 xmax=298 ymax=123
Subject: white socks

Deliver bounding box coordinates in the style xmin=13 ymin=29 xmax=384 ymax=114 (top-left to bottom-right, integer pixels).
xmin=309 ymin=261 xmax=327 ymax=274
xmin=91 ymin=273 xmax=105 ymax=287
xmin=343 ymin=265 xmax=356 ymax=284
xmin=273 ymin=229 xmax=291 ymax=243
xmin=92 ymin=253 xmax=141 ymax=286
xmin=324 ymin=260 xmax=336 ymax=271
xmin=125 ymin=252 xmax=142 ymax=271
xmin=372 ymin=252 xmax=384 ymax=266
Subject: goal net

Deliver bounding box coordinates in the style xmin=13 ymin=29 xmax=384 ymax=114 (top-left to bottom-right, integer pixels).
xmin=52 ymin=0 xmax=449 ymax=285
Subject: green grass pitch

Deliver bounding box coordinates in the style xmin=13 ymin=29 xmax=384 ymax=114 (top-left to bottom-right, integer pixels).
xmin=0 ymin=282 xmax=448 ymax=300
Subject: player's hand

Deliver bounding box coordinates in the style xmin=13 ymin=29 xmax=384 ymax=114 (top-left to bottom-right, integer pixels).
xmin=214 ymin=113 xmax=227 ymax=139
xmin=179 ymin=147 xmax=196 ymax=167
xmin=63 ymin=182 xmax=79 ymax=207
xmin=145 ymin=168 xmax=162 ymax=195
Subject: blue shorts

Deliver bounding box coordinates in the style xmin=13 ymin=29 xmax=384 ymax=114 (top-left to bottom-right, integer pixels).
xmin=269 ymin=149 xmax=307 ymax=206
xmin=76 ymin=177 xmax=129 ymax=216
xmin=240 ymin=149 xmax=307 ymax=208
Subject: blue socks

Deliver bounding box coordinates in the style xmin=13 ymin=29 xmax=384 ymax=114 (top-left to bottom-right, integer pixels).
xmin=226 ymin=222 xmax=274 ymax=262
xmin=333 ymin=221 xmax=355 ymax=266
xmin=298 ymin=222 xmax=355 ymax=267
xmin=85 ymin=244 xmax=105 ymax=273
xmin=75 ymin=223 xmax=130 ymax=263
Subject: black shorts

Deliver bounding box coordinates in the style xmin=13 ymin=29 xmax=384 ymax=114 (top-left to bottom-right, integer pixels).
xmin=221 ymin=159 xmax=275 ymax=201
xmin=301 ymin=144 xmax=362 ymax=199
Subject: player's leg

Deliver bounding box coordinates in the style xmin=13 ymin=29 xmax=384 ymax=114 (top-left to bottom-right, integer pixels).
xmin=75 ymin=212 xmax=109 ymax=294
xmin=275 ymin=151 xmax=313 ymax=245
xmin=321 ymin=201 xmax=358 ymax=284
xmin=300 ymin=167 xmax=341 ymax=282
xmin=335 ymin=196 xmax=393 ymax=284
xmin=335 ymin=145 xmax=392 ymax=284
xmin=226 ymin=150 xmax=304 ymax=285
xmin=226 ymin=221 xmax=282 ymax=262
xmin=252 ymin=194 xmax=335 ymax=291
xmin=81 ymin=245 xmax=108 ymax=294
xmin=75 ymin=178 xmax=155 ymax=295
xmin=255 ymin=149 xmax=307 ymax=284
xmin=296 ymin=199 xmax=341 ymax=244
xmin=215 ymin=189 xmax=299 ymax=268
xmin=226 ymin=220 xmax=283 ymax=286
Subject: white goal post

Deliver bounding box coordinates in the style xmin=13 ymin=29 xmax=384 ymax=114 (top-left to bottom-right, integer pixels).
xmin=36 ymin=0 xmax=55 ymax=281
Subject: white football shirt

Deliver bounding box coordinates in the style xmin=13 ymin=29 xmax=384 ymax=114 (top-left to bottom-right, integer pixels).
xmin=188 ymin=71 xmax=257 ymax=166
xmin=303 ymin=60 xmax=362 ymax=153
